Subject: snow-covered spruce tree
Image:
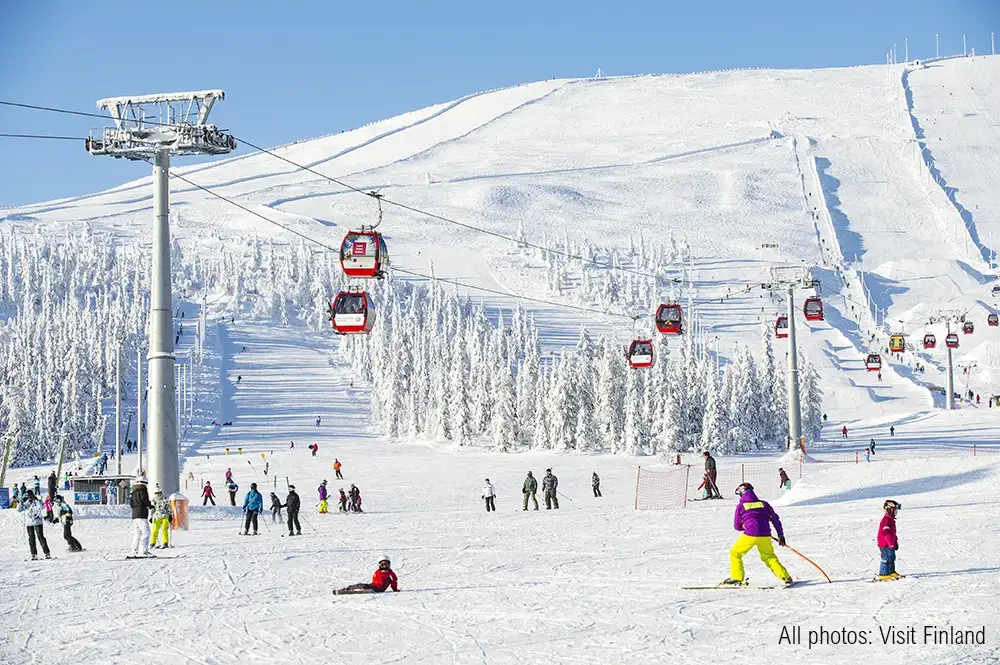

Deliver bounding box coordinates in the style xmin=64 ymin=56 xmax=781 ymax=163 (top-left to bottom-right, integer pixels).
xmin=799 ymin=353 xmax=824 ymax=442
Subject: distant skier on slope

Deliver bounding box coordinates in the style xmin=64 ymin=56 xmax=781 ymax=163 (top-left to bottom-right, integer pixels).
xmin=315 ymin=416 xmax=321 ymax=427
xmin=335 ymin=556 xmax=399 ymax=595
xmin=876 ymin=500 xmax=902 ymax=581
xmin=225 ymin=468 xmax=233 ymax=485
xmin=129 ymin=478 xmax=153 ymax=558
xmin=318 ymin=481 xmax=329 ymax=514
xmin=333 ymin=458 xmax=343 ymax=480
xmin=721 ymin=482 xmax=792 ymax=587
xmin=522 ymin=471 xmax=539 ymax=511
xmin=841 ymin=426 xmax=848 ymax=439
xmin=242 ymin=483 xmax=263 ymax=535
xmin=19 ymin=490 xmax=51 ymax=560
xmin=150 ymin=486 xmax=172 ymax=549
xmin=592 ymin=472 xmax=602 ymax=498
xmin=542 ymin=469 xmax=559 ymax=509
xmin=54 ymin=495 xmax=83 ymax=552
xmin=227 ymin=481 xmax=239 ymax=506
xmin=202 ymin=481 xmax=216 ymax=506
xmin=284 ymin=486 xmax=302 ymax=536
xmin=270 ymin=492 xmax=283 ymax=523
xmin=703 ymin=451 xmax=721 ymax=498
xmin=482 ymin=479 xmax=496 ymax=512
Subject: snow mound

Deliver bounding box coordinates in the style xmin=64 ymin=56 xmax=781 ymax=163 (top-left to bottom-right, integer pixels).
xmin=778 ymin=447 xmax=819 ymax=464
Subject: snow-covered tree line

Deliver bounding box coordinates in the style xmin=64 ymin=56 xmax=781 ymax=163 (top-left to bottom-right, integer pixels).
xmin=526 ymin=224 xmax=691 ymax=314
xmin=340 ymin=273 xmax=823 ymax=455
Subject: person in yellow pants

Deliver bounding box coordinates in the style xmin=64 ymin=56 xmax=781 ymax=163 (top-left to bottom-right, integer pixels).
xmin=149 ymin=486 xmax=172 ymax=549
xmin=723 ymin=482 xmax=792 ymax=586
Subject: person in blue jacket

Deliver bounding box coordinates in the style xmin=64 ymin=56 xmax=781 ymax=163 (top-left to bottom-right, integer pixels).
xmin=242 ymin=483 xmax=264 ymax=535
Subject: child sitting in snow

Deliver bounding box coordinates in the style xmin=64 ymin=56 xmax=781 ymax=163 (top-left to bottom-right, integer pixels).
xmin=335 ymin=556 xmax=399 ymax=594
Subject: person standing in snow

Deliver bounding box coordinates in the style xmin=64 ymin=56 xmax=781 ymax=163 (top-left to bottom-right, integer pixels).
xmin=227 ymin=480 xmax=239 ymax=506
xmin=202 ymin=481 xmax=216 ymax=506
xmin=242 ymin=483 xmax=263 ymax=535
xmin=482 ymin=479 xmax=496 ymax=512
xmin=225 ymin=468 xmax=233 ymax=485
xmin=54 ymin=495 xmax=83 ymax=552
xmin=43 ymin=494 xmax=55 ymax=523
xmin=47 ymin=471 xmax=57 ymax=500
xmin=338 ymin=488 xmax=348 ymax=513
xmin=722 ymin=482 xmax=792 ymax=586
xmin=129 ymin=478 xmax=153 ymax=558
xmin=335 ymin=556 xmax=399 ymax=594
xmin=522 ymin=471 xmax=539 ymax=511
xmin=841 ymin=425 xmax=848 ymax=439
xmin=150 ymin=486 xmax=172 ymax=549
xmin=542 ymin=469 xmax=559 ymax=509
xmin=889 ymin=426 xmax=895 ymax=437
xmin=778 ymin=468 xmax=791 ymax=491
xmin=349 ymin=484 xmax=363 ymax=512
xmin=877 ymin=500 xmax=901 ymax=580
xmin=333 ymin=458 xmax=343 ymax=480
xmin=703 ymin=451 xmax=721 ymax=498
xmin=270 ymin=492 xmax=283 ymax=522
xmin=869 ymin=440 xmax=876 ymax=456
xmin=284 ymin=485 xmax=302 ymax=536
xmin=315 ymin=416 xmax=321 ymax=427
xmin=33 ymin=475 xmax=41 ymax=496
xmin=592 ymin=472 xmax=602 ymax=498
xmin=311 ymin=443 xmax=319 ymax=457
xmin=318 ymin=480 xmax=329 ymax=514
xmin=19 ymin=490 xmax=51 ymax=560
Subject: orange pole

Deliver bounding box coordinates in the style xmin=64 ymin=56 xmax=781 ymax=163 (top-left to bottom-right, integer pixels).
xmin=856 ymin=450 xmax=859 ymax=464
xmin=772 ymin=536 xmax=832 ymax=583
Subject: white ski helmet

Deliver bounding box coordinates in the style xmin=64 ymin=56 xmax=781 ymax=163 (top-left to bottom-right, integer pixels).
xmin=378 ymin=555 xmax=391 ymax=566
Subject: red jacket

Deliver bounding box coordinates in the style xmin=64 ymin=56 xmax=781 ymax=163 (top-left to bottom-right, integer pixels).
xmin=203 ymin=485 xmax=214 ymax=497
xmin=877 ymin=514 xmax=897 ymax=549
xmin=371 ymin=568 xmax=398 ymax=592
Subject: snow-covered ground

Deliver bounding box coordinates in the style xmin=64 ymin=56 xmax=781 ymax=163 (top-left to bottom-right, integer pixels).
xmin=1 ymin=321 xmax=999 ymax=664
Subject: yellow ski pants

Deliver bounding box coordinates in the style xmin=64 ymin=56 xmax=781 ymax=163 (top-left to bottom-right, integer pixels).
xmin=319 ymin=499 xmax=329 ymax=514
xmin=150 ymin=517 xmax=170 ymax=547
xmin=730 ymin=534 xmax=789 ymax=581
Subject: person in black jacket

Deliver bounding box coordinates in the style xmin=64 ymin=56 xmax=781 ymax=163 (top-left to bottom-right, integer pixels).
xmin=283 ymin=486 xmax=302 ymax=536
xmin=270 ymin=492 xmax=283 ymax=523
xmin=703 ymin=451 xmax=721 ymax=499
xmin=129 ymin=478 xmax=153 ymax=557
xmin=47 ymin=471 xmax=57 ymax=500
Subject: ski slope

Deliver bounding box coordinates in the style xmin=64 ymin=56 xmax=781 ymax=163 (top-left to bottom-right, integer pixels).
xmin=1 ymin=320 xmax=999 ymax=664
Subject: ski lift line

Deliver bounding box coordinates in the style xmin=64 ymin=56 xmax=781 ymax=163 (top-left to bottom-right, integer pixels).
xmin=0 ymin=98 xmax=681 ymax=283
xmin=155 ymin=160 xmax=634 ymax=321
xmin=0 ymin=133 xmax=87 ymax=141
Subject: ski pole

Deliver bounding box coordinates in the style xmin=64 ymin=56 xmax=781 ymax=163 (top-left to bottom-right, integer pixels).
xmin=772 ymin=536 xmax=832 ymax=583
xmin=298 ymin=512 xmax=319 ymax=533
xmin=557 ymin=490 xmax=574 ymax=502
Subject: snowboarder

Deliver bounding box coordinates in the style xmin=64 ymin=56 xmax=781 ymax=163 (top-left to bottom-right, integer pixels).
xmin=129 ymin=477 xmax=153 ymax=558
xmin=778 ymin=468 xmax=791 ymax=491
xmin=841 ymin=425 xmax=848 ymax=439
xmin=592 ymin=472 xmax=602 ymax=498
xmin=333 ymin=458 xmax=343 ymax=480
xmin=242 ymin=483 xmax=263 ymax=535
xmin=542 ymin=469 xmax=559 ymax=509
xmin=482 ymin=479 xmax=496 ymax=512
xmin=19 ymin=490 xmax=51 ymax=560
xmin=722 ymin=482 xmax=792 ymax=586
xmin=318 ymin=480 xmax=329 ymax=514
xmin=335 ymin=556 xmax=399 ymax=594
xmin=54 ymin=495 xmax=83 ymax=552
xmin=225 ymin=468 xmax=233 ymax=485
xmin=522 ymin=471 xmax=539 ymax=511
xmin=150 ymin=486 xmax=172 ymax=549
xmin=703 ymin=451 xmax=721 ymax=498
xmin=890 ymin=426 xmax=895 ymax=437
xmin=284 ymin=486 xmax=302 ymax=536
xmin=270 ymin=492 xmax=283 ymax=522
xmin=877 ymin=499 xmax=901 ymax=580
xmin=47 ymin=471 xmax=57 ymax=500
xmin=227 ymin=481 xmax=239 ymax=506
xmin=202 ymin=481 xmax=216 ymax=506
xmin=338 ymin=488 xmax=348 ymax=513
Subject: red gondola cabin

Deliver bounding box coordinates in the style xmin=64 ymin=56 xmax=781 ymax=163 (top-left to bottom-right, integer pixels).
xmin=922 ymin=333 xmax=936 ymax=349
xmin=803 ymin=297 xmax=824 ymax=321
xmin=963 ymin=321 xmax=975 ymax=335
xmin=866 ymin=353 xmax=882 ymax=371
xmin=946 ymin=333 xmax=959 ymax=349
xmin=989 ymin=314 xmax=999 ymax=327
xmin=340 ymin=231 xmax=388 ymax=279
xmin=655 ymin=304 xmax=683 ymax=335
xmin=775 ymin=315 xmax=789 ymax=339
xmin=627 ymin=339 xmax=654 ymax=369
xmin=330 ymin=292 xmax=376 ymax=334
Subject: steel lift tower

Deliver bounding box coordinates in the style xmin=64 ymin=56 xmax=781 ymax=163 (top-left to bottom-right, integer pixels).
xmin=87 ymin=91 xmax=235 ymax=494
xmin=764 ymin=266 xmax=820 ymax=451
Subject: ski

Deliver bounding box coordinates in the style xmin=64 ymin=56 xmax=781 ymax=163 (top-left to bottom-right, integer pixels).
xmin=334 ymin=588 xmax=378 ymax=595
xmin=25 ymin=557 xmax=56 ymax=562
xmin=683 ymin=579 xmax=798 ymax=590
xmin=869 ymin=575 xmax=907 ymax=583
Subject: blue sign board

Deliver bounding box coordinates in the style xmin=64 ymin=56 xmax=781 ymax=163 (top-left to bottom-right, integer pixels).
xmin=0 ymin=488 xmax=9 ymax=509
xmin=75 ymin=491 xmax=101 ymax=503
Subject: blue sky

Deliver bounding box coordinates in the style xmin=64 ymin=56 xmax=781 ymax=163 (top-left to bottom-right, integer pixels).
xmin=0 ymin=0 xmax=996 ymax=207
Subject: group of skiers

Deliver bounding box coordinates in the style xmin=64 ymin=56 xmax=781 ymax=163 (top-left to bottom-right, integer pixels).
xmin=717 ymin=479 xmax=903 ymax=586
xmin=14 ymin=471 xmax=87 ymax=559
xmin=478 ymin=469 xmax=602 ymax=512
xmin=315 ymin=480 xmax=361 ymax=514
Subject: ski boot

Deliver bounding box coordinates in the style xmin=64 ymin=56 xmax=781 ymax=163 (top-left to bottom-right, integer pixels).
xmin=782 ymin=576 xmax=795 ymax=587
xmin=719 ymin=578 xmax=746 ymax=587
xmin=30 ymin=555 xmax=37 ymax=561
xmin=44 ymin=553 xmax=51 ymax=559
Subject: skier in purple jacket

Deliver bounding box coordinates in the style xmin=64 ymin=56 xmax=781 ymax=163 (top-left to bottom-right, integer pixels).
xmin=721 ymin=483 xmax=792 ymax=586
